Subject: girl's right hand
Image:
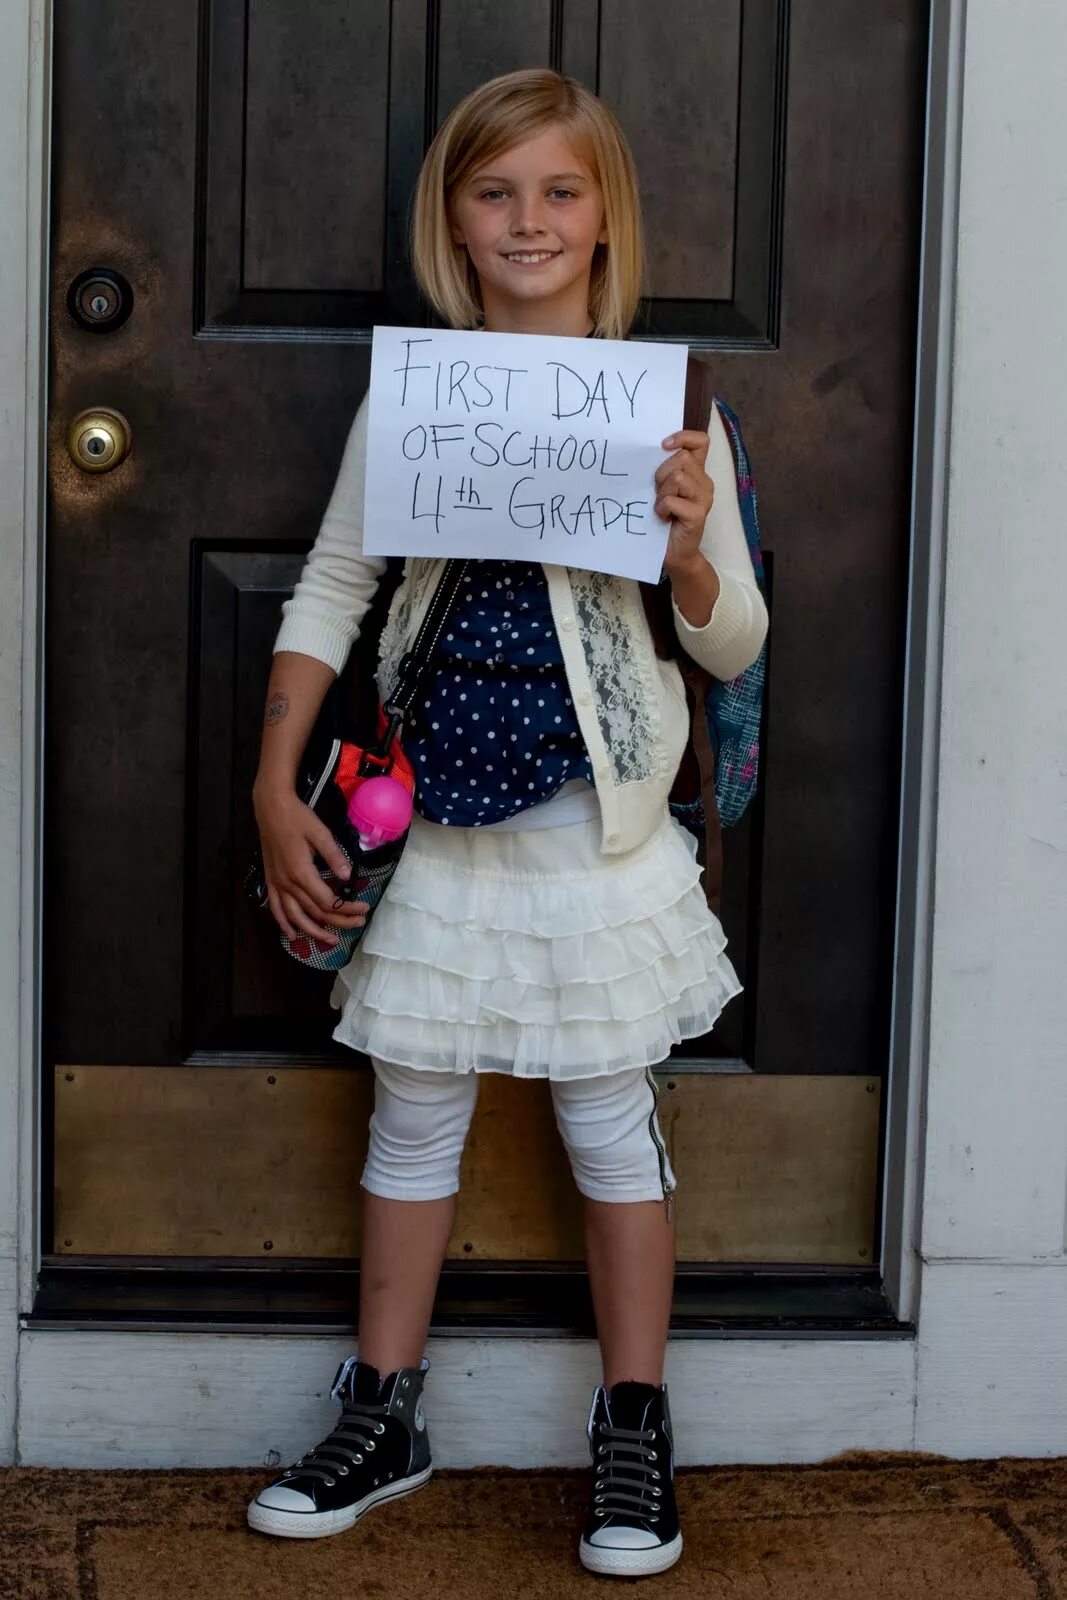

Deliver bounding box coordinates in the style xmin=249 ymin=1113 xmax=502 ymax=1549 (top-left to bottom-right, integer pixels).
xmin=253 ymin=785 xmax=370 ymax=948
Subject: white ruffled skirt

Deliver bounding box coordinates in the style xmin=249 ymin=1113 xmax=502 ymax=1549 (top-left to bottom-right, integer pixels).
xmin=329 ymin=808 xmax=742 ymax=1080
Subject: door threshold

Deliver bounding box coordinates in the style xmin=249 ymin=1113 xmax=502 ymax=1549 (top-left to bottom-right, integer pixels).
xmin=28 ymin=1261 xmax=913 ymax=1339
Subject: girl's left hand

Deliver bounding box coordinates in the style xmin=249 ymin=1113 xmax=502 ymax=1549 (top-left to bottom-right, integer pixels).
xmin=655 ymin=430 xmax=715 ymax=572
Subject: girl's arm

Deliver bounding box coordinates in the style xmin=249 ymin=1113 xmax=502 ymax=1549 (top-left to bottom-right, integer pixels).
xmin=254 ymin=650 xmax=338 ymax=797
xmin=271 ymin=392 xmax=388 ymax=674
xmin=664 ymin=402 xmax=768 ymax=682
xmin=251 ymin=393 xmax=388 ymax=945
xmin=253 ymin=649 xmax=372 ymax=948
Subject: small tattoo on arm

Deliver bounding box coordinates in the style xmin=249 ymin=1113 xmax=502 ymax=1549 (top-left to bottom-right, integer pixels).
xmin=265 ymin=692 xmax=290 ymax=727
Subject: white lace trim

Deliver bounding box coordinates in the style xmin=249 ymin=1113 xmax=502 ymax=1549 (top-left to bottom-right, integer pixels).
xmin=567 ymin=569 xmax=661 ymax=785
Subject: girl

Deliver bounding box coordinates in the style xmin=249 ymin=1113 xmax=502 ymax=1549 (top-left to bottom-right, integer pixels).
xmin=247 ymin=68 xmax=767 ymax=1579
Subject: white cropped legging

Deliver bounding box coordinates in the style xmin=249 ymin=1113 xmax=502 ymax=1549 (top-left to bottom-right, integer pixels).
xmin=361 ymin=1056 xmax=678 ymax=1205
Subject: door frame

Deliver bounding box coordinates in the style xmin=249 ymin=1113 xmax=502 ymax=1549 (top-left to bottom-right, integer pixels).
xmin=0 ymin=0 xmax=964 ymax=1462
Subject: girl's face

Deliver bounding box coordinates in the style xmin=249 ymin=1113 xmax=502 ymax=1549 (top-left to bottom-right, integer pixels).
xmin=448 ymin=123 xmax=609 ymax=336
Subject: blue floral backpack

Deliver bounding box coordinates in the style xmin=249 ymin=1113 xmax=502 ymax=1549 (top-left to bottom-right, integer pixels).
xmin=641 ymin=354 xmax=767 ymax=910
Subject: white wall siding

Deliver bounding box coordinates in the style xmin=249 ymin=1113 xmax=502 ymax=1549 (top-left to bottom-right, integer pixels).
xmin=915 ymin=1263 xmax=1067 ymax=1456
xmin=16 ymin=1332 xmax=917 ymax=1470
xmin=921 ymin=0 xmax=1067 ymax=1266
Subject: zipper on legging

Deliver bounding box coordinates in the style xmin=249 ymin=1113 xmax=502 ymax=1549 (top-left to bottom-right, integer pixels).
xmin=644 ymin=1065 xmax=676 ymax=1222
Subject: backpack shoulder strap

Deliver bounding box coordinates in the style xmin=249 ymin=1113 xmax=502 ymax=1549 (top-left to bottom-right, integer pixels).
xmin=712 ymin=395 xmax=764 ymax=586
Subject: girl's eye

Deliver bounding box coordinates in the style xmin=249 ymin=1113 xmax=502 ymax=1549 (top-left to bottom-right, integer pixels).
xmin=477 ymin=188 xmax=577 ymax=201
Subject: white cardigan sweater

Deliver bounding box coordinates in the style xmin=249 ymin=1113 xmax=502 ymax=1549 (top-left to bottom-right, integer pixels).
xmin=273 ymin=391 xmax=768 ymax=855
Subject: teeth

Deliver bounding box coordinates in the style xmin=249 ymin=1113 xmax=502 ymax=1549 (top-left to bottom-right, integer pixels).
xmin=506 ymin=251 xmax=558 ymax=263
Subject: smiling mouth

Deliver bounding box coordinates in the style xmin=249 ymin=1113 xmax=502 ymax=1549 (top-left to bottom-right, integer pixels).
xmin=502 ymin=249 xmax=562 ymax=265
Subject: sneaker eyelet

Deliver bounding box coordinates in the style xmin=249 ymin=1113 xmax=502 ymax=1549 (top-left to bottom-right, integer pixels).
xmin=366 ymin=1441 xmax=375 ymax=1451
xmin=324 ymin=1477 xmax=336 ymax=1487
xmin=653 ymin=1486 xmax=662 ymax=1496
xmin=337 ymin=1466 xmax=349 ymax=1476
xmin=595 ymin=1509 xmax=605 ymax=1517
xmin=375 ymin=1422 xmax=386 ymax=1434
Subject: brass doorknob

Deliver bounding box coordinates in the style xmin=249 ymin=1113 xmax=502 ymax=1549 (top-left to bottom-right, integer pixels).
xmin=66 ymin=407 xmax=132 ymax=472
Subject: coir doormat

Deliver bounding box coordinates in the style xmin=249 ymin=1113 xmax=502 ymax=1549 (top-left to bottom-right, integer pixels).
xmin=3 ymin=1453 xmax=1066 ymax=1598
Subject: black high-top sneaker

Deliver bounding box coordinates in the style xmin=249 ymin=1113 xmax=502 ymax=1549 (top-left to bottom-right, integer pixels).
xmin=247 ymin=1354 xmax=432 ymax=1539
xmin=578 ymin=1379 xmax=683 ymax=1577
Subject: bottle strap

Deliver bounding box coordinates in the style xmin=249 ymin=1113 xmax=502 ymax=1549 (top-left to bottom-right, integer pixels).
xmin=371 ymin=558 xmax=471 ymax=756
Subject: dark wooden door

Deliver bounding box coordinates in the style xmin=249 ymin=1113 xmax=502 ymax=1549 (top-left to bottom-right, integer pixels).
xmin=43 ymin=2 xmax=929 ymax=1288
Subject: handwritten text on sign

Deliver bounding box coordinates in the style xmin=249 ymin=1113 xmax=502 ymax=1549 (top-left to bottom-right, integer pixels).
xmin=362 ymin=325 xmax=688 ymax=582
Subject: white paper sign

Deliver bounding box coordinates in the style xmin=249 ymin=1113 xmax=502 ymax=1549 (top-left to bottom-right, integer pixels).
xmin=363 ymin=325 xmax=688 ymax=582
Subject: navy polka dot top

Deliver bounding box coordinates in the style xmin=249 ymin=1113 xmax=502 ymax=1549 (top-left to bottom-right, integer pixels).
xmin=404 ymin=560 xmax=593 ymax=826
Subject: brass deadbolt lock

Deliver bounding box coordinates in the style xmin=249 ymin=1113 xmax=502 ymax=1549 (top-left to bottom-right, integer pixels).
xmin=66 ymin=407 xmax=132 ymax=473
xmin=66 ymin=266 xmax=134 ymax=332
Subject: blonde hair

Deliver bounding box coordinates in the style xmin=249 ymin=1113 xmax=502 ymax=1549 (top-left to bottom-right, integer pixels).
xmin=410 ymin=69 xmax=646 ymax=340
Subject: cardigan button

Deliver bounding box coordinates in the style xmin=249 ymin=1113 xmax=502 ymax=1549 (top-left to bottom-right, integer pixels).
xmin=577 ymin=690 xmax=592 ymax=708
xmin=606 ymin=831 xmax=620 ymax=845
xmin=560 ymin=615 xmax=576 ymax=631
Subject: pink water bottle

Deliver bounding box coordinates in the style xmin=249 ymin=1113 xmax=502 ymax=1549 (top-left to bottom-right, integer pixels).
xmin=347 ymin=775 xmax=413 ymax=851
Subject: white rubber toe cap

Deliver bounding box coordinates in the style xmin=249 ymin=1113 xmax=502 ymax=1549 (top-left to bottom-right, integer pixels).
xmin=253 ymin=1484 xmax=316 ymax=1513
xmin=587 ymin=1524 xmax=661 ymax=1548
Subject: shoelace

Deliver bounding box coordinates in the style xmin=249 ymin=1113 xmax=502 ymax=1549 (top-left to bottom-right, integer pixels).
xmin=279 ymin=1405 xmax=389 ymax=1487
xmin=279 ymin=1359 xmax=393 ymax=1489
xmin=592 ymin=1421 xmax=663 ymax=1520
